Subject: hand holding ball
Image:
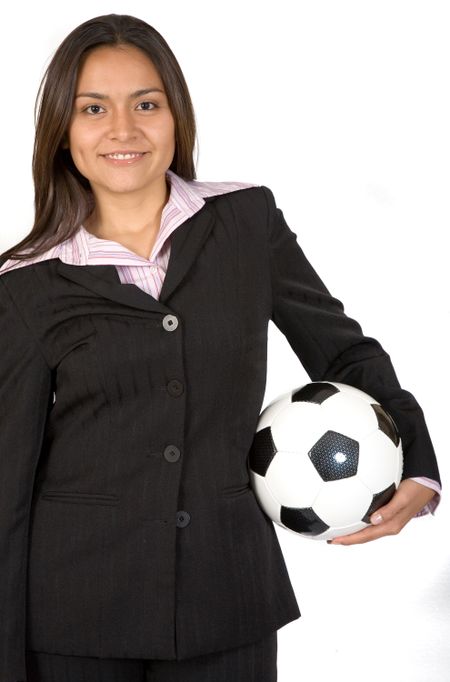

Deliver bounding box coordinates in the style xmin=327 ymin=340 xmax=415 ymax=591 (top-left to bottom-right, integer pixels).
xmin=248 ymin=382 xmax=403 ymax=541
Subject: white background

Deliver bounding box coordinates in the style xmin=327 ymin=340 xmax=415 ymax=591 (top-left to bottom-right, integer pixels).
xmin=1 ymin=2 xmax=449 ymax=680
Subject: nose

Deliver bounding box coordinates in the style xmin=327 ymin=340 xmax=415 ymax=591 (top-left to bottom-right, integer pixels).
xmin=107 ymin=107 xmax=138 ymax=140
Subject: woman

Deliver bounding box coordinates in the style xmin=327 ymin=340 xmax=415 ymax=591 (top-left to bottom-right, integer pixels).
xmin=0 ymin=13 xmax=441 ymax=682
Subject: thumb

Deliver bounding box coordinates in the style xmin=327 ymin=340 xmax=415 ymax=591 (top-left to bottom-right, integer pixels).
xmin=370 ymin=492 xmax=403 ymax=526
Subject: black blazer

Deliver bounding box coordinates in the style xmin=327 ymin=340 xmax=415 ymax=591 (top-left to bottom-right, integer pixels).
xmin=0 ymin=185 xmax=440 ymax=682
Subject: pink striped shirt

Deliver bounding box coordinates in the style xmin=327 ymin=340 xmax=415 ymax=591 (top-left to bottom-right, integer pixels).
xmin=0 ymin=169 xmax=440 ymax=516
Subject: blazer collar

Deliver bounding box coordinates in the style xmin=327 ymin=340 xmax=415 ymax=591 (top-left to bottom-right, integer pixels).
xmin=56 ymin=200 xmax=215 ymax=315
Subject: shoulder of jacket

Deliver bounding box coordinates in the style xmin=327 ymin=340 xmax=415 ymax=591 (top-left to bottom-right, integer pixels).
xmin=0 ymin=256 xmax=59 ymax=319
xmin=200 ymin=182 xmax=275 ymax=208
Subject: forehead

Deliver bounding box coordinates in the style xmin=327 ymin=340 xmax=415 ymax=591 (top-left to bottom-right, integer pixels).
xmin=77 ymin=45 xmax=162 ymax=85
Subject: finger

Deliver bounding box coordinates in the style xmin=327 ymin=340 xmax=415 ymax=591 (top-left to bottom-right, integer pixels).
xmin=329 ymin=508 xmax=409 ymax=545
xmin=328 ymin=523 xmax=388 ymax=545
xmin=369 ymin=488 xmax=408 ymax=526
xmin=369 ymin=479 xmax=433 ymax=527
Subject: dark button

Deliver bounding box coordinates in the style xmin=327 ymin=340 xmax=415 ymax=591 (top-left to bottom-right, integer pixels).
xmin=164 ymin=445 xmax=181 ymax=463
xmin=176 ymin=510 xmax=191 ymax=528
xmin=162 ymin=314 xmax=178 ymax=331
xmin=167 ymin=379 xmax=184 ymax=396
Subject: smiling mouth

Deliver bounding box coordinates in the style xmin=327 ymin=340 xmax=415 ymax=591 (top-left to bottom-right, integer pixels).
xmin=103 ymin=152 xmax=147 ymax=159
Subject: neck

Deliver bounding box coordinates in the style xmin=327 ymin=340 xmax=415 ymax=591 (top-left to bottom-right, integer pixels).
xmin=86 ymin=174 xmax=170 ymax=239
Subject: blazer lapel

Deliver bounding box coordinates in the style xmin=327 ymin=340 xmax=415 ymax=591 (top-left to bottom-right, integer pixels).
xmin=56 ymin=202 xmax=216 ymax=314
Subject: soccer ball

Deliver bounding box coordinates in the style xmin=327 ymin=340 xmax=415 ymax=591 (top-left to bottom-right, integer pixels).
xmin=248 ymin=381 xmax=403 ymax=541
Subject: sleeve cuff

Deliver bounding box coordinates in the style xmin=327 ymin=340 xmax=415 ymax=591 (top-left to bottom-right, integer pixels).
xmin=409 ymin=477 xmax=441 ymax=517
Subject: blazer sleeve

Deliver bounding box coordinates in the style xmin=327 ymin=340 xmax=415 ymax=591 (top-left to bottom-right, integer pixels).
xmin=261 ymin=185 xmax=441 ymax=488
xmin=0 ymin=278 xmax=53 ymax=682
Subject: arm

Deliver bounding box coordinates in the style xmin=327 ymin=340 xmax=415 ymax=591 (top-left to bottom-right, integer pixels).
xmin=0 ymin=278 xmax=53 ymax=682
xmin=262 ymin=185 xmax=441 ymax=542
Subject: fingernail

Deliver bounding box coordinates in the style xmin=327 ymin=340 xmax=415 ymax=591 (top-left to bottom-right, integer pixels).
xmin=372 ymin=513 xmax=383 ymax=525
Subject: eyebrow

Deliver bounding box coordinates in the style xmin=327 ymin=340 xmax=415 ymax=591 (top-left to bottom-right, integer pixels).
xmin=75 ymin=87 xmax=165 ymax=99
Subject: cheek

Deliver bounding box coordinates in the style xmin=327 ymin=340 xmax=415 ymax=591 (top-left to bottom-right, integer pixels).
xmin=154 ymin=114 xmax=176 ymax=148
xmin=68 ymin=122 xmax=96 ymax=157
xmin=165 ymin=128 xmax=176 ymax=154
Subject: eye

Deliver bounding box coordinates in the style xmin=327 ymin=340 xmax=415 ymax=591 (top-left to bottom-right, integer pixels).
xmin=81 ymin=101 xmax=158 ymax=115
xmin=137 ymin=101 xmax=158 ymax=111
xmin=82 ymin=104 xmax=105 ymax=115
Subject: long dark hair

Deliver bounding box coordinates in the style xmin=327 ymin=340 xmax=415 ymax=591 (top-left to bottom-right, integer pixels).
xmin=0 ymin=13 xmax=197 ymax=263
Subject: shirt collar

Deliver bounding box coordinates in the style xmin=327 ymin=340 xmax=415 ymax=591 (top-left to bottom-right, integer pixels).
xmin=60 ymin=169 xmax=256 ymax=266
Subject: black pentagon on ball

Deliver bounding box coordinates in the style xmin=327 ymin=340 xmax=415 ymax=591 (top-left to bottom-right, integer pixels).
xmin=280 ymin=506 xmax=329 ymax=536
xmin=362 ymin=483 xmax=397 ymax=523
xmin=292 ymin=382 xmax=339 ymax=405
xmin=248 ymin=426 xmax=277 ymax=477
xmin=309 ymin=430 xmax=359 ymax=481
xmin=371 ymin=404 xmax=400 ymax=446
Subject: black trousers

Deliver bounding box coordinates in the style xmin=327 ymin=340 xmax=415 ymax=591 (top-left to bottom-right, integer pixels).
xmin=25 ymin=630 xmax=277 ymax=682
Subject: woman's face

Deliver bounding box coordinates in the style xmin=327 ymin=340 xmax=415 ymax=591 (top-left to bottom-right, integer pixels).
xmin=66 ymin=44 xmax=176 ymax=200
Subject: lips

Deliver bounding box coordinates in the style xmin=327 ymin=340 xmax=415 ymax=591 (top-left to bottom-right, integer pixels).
xmin=102 ymin=151 xmax=147 ymax=156
xmin=101 ymin=151 xmax=148 ymax=166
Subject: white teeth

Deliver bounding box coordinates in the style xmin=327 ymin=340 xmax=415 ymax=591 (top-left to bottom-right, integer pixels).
xmin=106 ymin=153 xmax=144 ymax=159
